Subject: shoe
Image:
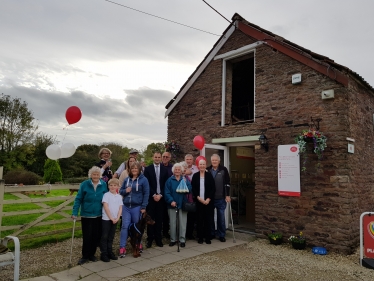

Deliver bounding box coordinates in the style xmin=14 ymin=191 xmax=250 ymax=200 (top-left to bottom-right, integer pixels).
xmin=108 ymin=253 xmax=118 ymax=260
xmin=88 ymin=256 xmax=97 ymax=262
xmin=198 ymin=239 xmax=203 ymax=244
xmin=100 ymin=255 xmax=110 ymax=262
xmin=180 ymin=242 xmax=186 ymax=248
xmin=205 ymin=240 xmax=211 ymax=244
xmin=119 ymin=247 xmax=126 ymax=258
xmin=139 ymin=243 xmax=143 ymax=253
xmin=146 ymin=241 xmax=153 ymax=248
xmin=78 ymin=258 xmax=88 ymax=265
xmin=169 ymin=242 xmax=176 ymax=247
xmin=156 ymin=241 xmax=163 ymax=247
xmin=219 ymin=237 xmax=226 ymax=242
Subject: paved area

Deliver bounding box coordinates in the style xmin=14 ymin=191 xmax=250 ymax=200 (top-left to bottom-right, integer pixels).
xmin=20 ymin=238 xmax=247 ymax=281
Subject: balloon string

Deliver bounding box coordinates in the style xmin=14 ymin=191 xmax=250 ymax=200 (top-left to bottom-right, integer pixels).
xmin=61 ymin=125 xmax=69 ymax=146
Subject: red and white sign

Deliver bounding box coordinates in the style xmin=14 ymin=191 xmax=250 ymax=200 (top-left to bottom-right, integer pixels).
xmin=363 ymin=215 xmax=374 ymax=258
xmin=278 ymin=145 xmax=300 ymax=197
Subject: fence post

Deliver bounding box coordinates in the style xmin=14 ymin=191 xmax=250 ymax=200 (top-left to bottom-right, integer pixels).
xmin=0 ymin=179 xmax=4 ymax=239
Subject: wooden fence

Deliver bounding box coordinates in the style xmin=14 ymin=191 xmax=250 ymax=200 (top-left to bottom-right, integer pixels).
xmin=0 ymin=175 xmax=81 ymax=241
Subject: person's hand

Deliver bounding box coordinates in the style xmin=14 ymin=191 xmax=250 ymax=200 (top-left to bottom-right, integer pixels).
xmin=185 ymin=168 xmax=192 ymax=175
xmin=171 ymin=201 xmax=177 ymax=207
xmin=71 ymin=215 xmax=77 ymax=220
xmin=126 ymin=187 xmax=132 ymax=193
xmin=154 ymin=195 xmax=161 ymax=202
xmin=112 ymin=218 xmax=118 ymax=224
xmin=225 ymin=196 xmax=231 ymax=203
xmin=140 ymin=208 xmax=146 ymax=214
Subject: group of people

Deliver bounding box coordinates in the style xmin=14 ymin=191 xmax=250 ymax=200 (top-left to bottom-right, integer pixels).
xmin=71 ymin=147 xmax=231 ymax=265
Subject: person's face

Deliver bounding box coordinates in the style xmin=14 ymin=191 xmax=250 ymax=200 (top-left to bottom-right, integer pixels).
xmin=131 ymin=166 xmax=139 ymax=176
xmin=91 ymin=172 xmax=101 ymax=182
xmin=101 ymin=150 xmax=110 ymax=161
xmin=130 ymin=153 xmax=138 ymax=159
xmin=162 ymin=153 xmax=171 ymax=164
xmin=185 ymin=156 xmax=193 ymax=166
xmin=211 ymin=157 xmax=220 ymax=168
xmin=173 ymin=166 xmax=182 ymax=177
xmin=153 ymin=153 xmax=162 ymax=164
xmin=129 ymin=158 xmax=136 ymax=166
xmin=198 ymin=160 xmax=206 ymax=171
xmin=109 ymin=183 xmax=119 ymax=193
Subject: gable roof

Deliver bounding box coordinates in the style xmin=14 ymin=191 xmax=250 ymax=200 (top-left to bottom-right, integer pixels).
xmin=165 ymin=13 xmax=373 ymax=117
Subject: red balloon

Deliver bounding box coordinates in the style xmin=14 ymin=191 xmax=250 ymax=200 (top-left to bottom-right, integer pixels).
xmin=195 ymin=155 xmax=206 ymax=167
xmin=193 ymin=135 xmax=205 ymax=150
xmin=65 ymin=106 xmax=82 ymax=125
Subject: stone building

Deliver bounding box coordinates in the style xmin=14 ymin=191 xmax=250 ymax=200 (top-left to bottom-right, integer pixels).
xmin=164 ymin=13 xmax=374 ymax=253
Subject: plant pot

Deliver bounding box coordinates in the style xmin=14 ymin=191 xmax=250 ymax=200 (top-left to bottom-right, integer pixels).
xmin=292 ymin=241 xmax=306 ymax=250
xmin=269 ymin=237 xmax=283 ymax=245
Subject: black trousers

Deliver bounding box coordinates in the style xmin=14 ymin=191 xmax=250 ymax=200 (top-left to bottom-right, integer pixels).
xmin=81 ymin=217 xmax=102 ymax=259
xmin=196 ymin=202 xmax=214 ymax=240
xmin=146 ymin=197 xmax=164 ymax=243
xmin=162 ymin=200 xmax=170 ymax=236
xmin=186 ymin=211 xmax=196 ymax=238
xmin=100 ymin=220 xmax=117 ymax=256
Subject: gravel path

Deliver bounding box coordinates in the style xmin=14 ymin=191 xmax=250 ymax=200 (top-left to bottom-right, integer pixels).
xmin=1 ymin=233 xmax=374 ymax=281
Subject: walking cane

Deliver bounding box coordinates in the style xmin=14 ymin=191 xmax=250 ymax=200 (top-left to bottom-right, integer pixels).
xmin=229 ymin=202 xmax=236 ymax=243
xmin=68 ymin=219 xmax=76 ymax=268
xmin=176 ymin=206 xmax=180 ymax=252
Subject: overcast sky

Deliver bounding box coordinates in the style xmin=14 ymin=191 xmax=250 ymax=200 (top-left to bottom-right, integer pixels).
xmin=1 ymin=0 xmax=374 ymax=150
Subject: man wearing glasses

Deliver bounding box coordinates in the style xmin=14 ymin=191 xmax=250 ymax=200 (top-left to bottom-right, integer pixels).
xmin=161 ymin=151 xmax=173 ymax=238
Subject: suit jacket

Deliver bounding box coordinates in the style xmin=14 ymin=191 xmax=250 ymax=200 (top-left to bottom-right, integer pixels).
xmin=144 ymin=163 xmax=168 ymax=199
xmin=191 ymin=171 xmax=216 ymax=203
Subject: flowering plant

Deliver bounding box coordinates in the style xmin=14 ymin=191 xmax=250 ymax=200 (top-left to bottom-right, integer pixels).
xmin=268 ymin=230 xmax=283 ymax=240
xmin=164 ymin=140 xmax=181 ymax=161
xmin=288 ymin=232 xmax=306 ymax=244
xmin=295 ymin=129 xmax=327 ymax=171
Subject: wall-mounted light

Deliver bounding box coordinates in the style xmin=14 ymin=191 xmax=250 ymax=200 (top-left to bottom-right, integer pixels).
xmin=259 ymin=133 xmax=269 ymax=152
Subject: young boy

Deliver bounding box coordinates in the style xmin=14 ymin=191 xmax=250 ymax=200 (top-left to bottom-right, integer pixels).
xmin=100 ymin=178 xmax=123 ymax=262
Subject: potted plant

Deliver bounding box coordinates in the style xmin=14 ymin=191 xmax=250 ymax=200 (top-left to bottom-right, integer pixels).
xmin=295 ymin=129 xmax=327 ymax=171
xmin=288 ymin=232 xmax=306 ymax=250
xmin=268 ymin=230 xmax=283 ymax=245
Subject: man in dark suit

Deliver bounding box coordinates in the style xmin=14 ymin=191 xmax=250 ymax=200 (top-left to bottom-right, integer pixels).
xmin=144 ymin=152 xmax=168 ymax=247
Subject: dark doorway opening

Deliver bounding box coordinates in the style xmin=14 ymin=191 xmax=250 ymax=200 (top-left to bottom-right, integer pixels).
xmin=231 ymin=56 xmax=255 ymax=124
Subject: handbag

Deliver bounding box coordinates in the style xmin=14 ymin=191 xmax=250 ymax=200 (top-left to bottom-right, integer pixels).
xmin=182 ymin=201 xmax=196 ymax=212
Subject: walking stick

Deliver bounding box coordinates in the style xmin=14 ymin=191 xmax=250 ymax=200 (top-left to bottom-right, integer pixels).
xmin=68 ymin=219 xmax=76 ymax=268
xmin=176 ymin=206 xmax=180 ymax=252
xmin=229 ymin=202 xmax=236 ymax=243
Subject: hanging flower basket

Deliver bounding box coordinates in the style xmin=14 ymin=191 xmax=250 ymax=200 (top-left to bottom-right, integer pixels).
xmin=295 ymin=129 xmax=327 ymax=171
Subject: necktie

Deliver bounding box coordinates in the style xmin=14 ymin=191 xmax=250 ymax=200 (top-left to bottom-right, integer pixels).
xmin=155 ymin=165 xmax=161 ymax=194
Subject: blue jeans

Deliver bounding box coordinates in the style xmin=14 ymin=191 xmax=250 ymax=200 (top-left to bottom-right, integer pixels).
xmin=211 ymin=199 xmax=227 ymax=238
xmin=120 ymin=206 xmax=141 ymax=248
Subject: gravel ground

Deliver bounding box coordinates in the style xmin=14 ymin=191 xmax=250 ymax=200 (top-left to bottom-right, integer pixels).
xmin=1 ymin=232 xmax=374 ymax=281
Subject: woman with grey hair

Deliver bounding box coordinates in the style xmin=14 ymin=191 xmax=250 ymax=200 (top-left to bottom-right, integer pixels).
xmin=96 ymin=147 xmax=113 ymax=184
xmin=164 ymin=162 xmax=192 ymax=247
xmin=72 ymin=166 xmax=107 ymax=265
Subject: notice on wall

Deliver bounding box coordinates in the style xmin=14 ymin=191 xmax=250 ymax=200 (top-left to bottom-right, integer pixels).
xmin=278 ymin=145 xmax=300 ymax=196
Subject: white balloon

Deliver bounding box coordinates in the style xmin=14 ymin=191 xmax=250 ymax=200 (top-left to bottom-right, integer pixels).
xmin=60 ymin=143 xmax=76 ymax=158
xmin=46 ymin=144 xmax=61 ymax=160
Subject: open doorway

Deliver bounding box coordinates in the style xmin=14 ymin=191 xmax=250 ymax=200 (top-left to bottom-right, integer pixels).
xmin=229 ymin=146 xmax=255 ymax=233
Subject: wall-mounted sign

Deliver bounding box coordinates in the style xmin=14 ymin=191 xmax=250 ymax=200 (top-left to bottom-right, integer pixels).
xmin=236 ymin=147 xmax=254 ymax=159
xmin=278 ymin=145 xmax=300 ymax=197
xmin=348 ymin=143 xmax=354 ymax=153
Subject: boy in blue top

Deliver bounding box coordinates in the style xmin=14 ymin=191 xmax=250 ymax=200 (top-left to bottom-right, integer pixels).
xmin=100 ymin=178 xmax=123 ymax=262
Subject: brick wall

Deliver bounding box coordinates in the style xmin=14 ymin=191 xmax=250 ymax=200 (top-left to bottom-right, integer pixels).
xmin=167 ymin=28 xmax=374 ymax=253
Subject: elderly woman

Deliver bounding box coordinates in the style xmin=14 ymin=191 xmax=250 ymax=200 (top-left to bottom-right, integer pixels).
xmin=191 ymin=159 xmax=215 ymax=244
xmin=118 ymin=156 xmax=137 ymax=187
xmin=96 ymin=147 xmax=113 ymax=184
xmin=72 ymin=166 xmax=107 ymax=265
xmin=164 ymin=162 xmax=192 ymax=247
xmin=119 ymin=162 xmax=150 ymax=257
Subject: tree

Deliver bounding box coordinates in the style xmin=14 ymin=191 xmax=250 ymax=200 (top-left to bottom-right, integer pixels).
xmin=43 ymin=159 xmax=62 ymax=183
xmin=0 ymin=94 xmax=38 ymax=172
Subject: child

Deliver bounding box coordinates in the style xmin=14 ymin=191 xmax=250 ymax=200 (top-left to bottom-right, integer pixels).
xmin=100 ymin=178 xmax=123 ymax=262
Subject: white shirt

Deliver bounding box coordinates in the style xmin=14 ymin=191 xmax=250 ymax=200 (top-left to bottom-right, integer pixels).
xmin=199 ymin=177 xmax=205 ymax=199
xmin=102 ymin=192 xmax=123 ymax=221
xmin=115 ymin=162 xmax=126 ymax=176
